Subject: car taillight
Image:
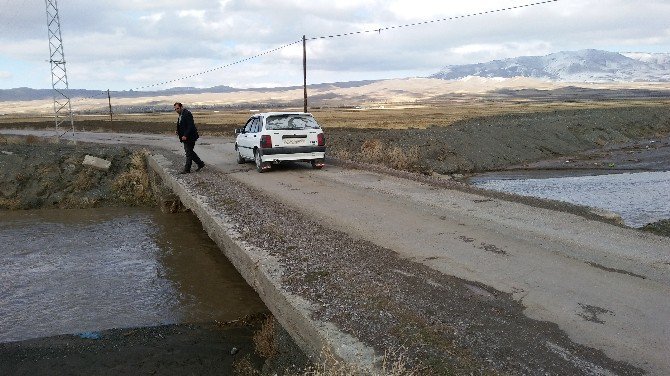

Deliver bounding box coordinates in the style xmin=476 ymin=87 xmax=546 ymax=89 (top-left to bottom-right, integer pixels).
xmin=260 ymin=135 xmax=272 ymax=148
xmin=317 ymin=133 xmax=325 ymax=146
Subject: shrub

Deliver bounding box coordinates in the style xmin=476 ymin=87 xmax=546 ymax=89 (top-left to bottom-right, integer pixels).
xmin=360 ymin=139 xmax=385 ymax=162
xmin=112 ymin=149 xmax=154 ymax=206
xmin=253 ymin=315 xmax=278 ymax=359
xmin=388 ymin=146 xmax=420 ymax=171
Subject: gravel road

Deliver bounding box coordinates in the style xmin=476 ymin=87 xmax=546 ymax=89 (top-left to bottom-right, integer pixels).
xmin=222 ymin=146 xmax=670 ymax=375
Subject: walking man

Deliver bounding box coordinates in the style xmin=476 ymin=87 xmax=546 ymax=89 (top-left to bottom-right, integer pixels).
xmin=174 ymin=102 xmax=205 ymax=174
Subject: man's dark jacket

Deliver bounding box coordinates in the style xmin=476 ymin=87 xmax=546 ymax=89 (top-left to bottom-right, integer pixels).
xmin=176 ymin=108 xmax=199 ymax=142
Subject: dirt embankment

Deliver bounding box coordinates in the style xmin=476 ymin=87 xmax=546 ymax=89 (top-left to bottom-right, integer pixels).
xmin=0 ymin=135 xmax=154 ymax=210
xmin=327 ymin=106 xmax=670 ymax=174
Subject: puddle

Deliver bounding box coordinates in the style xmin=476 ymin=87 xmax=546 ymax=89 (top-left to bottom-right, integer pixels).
xmin=471 ymin=171 xmax=670 ymax=227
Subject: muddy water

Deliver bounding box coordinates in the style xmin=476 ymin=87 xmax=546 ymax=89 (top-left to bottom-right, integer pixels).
xmin=472 ymin=171 xmax=670 ymax=228
xmin=0 ymin=207 xmax=267 ymax=343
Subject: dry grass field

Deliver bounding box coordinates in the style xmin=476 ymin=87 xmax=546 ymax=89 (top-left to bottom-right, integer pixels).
xmin=3 ymin=76 xmax=670 ymax=131
xmin=2 ymin=98 xmax=669 ymax=131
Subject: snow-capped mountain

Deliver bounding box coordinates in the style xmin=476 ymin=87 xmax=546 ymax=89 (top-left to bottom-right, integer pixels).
xmin=431 ymin=49 xmax=670 ymax=82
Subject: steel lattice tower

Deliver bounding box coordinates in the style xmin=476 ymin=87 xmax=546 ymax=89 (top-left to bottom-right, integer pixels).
xmin=45 ymin=0 xmax=74 ymax=135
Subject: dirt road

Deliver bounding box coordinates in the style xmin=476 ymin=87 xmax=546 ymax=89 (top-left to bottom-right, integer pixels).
xmin=4 ymin=129 xmax=670 ymax=374
xmin=225 ymin=151 xmax=670 ymax=374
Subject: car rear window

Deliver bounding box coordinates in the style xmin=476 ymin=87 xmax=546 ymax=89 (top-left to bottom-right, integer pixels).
xmin=265 ymin=115 xmax=320 ymax=130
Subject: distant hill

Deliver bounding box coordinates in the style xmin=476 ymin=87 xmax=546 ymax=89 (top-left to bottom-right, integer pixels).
xmin=0 ymin=80 xmax=384 ymax=102
xmin=0 ymin=85 xmax=241 ymax=102
xmin=431 ymin=49 xmax=670 ymax=82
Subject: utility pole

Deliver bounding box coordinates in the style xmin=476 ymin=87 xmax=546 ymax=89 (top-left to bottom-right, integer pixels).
xmin=107 ymin=89 xmax=113 ymax=122
xmin=303 ymin=35 xmax=307 ymax=113
xmin=45 ymin=0 xmax=74 ymax=136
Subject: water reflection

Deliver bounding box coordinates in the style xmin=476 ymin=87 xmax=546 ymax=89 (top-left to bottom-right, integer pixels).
xmin=472 ymin=171 xmax=670 ymax=228
xmin=0 ymin=208 xmax=267 ymax=343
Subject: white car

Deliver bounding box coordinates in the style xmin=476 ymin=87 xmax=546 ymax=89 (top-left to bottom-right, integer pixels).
xmin=235 ymin=112 xmax=326 ymax=172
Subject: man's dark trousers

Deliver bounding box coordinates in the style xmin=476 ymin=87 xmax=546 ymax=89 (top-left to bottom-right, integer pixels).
xmin=183 ymin=141 xmax=204 ymax=172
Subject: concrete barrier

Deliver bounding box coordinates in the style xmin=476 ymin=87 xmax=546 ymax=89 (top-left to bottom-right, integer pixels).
xmin=146 ymin=153 xmax=376 ymax=371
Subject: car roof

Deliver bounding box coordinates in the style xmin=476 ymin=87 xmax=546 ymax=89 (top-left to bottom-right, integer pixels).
xmin=255 ymin=112 xmax=313 ymax=117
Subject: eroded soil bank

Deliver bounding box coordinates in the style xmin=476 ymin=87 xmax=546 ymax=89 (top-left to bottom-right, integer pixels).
xmin=0 ymin=135 xmax=154 ymax=210
xmin=326 ymin=106 xmax=670 ymax=174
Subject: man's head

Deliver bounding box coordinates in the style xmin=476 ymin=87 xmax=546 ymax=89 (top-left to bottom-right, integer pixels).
xmin=174 ymin=102 xmax=183 ymax=114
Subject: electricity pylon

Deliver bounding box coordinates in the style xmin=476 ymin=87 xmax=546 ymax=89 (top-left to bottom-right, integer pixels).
xmin=45 ymin=0 xmax=74 ymax=135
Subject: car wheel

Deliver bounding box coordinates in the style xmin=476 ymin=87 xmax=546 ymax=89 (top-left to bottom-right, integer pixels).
xmin=311 ymin=159 xmax=324 ymax=169
xmin=254 ymin=149 xmax=266 ymax=173
xmin=237 ymin=150 xmax=245 ymax=164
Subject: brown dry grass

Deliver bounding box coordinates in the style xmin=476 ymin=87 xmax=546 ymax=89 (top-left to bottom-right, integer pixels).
xmin=308 ymin=99 xmax=670 ymax=129
xmin=301 ymin=347 xmax=420 ymax=376
xmin=233 ymin=356 xmax=260 ymax=376
xmin=3 ymin=99 xmax=669 ymax=132
xmin=73 ymin=169 xmax=98 ymax=192
xmin=0 ymin=135 xmax=27 ymax=144
xmin=249 ymin=315 xmax=419 ymax=375
xmin=252 ymin=315 xmax=278 ymax=359
xmin=359 ymin=139 xmax=421 ymax=172
xmin=112 ymin=149 xmax=154 ymax=205
xmin=0 ymin=197 xmax=21 ymax=210
xmin=360 ymin=139 xmax=385 ymax=161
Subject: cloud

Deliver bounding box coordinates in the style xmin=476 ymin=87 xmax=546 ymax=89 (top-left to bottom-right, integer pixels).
xmin=449 ymin=41 xmax=554 ymax=64
xmin=139 ymin=13 xmax=165 ymax=24
xmin=0 ymin=0 xmax=669 ymax=90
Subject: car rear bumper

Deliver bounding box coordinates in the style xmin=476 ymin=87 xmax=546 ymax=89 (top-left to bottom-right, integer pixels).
xmin=259 ymin=146 xmax=325 ymax=162
xmin=261 ymin=146 xmax=326 ymax=155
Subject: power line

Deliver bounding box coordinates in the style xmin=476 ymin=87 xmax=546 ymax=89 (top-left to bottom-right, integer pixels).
xmin=131 ymin=39 xmax=303 ymax=91
xmin=70 ymin=40 xmax=304 ymax=104
xmin=309 ymin=0 xmax=559 ymax=41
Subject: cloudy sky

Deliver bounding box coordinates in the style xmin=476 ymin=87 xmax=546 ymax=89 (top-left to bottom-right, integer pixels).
xmin=1 ymin=0 xmax=669 ymax=91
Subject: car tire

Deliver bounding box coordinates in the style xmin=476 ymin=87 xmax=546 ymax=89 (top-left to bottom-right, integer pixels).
xmin=254 ymin=149 xmax=266 ymax=173
xmin=237 ymin=150 xmax=245 ymax=164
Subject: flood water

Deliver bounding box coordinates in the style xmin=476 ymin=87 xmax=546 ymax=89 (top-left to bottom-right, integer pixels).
xmin=0 ymin=207 xmax=267 ymax=343
xmin=471 ymin=171 xmax=670 ymax=228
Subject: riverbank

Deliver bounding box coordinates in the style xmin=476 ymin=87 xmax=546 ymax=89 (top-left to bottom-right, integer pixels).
xmin=0 ymin=314 xmax=309 ymax=376
xmin=0 ymin=134 xmax=154 ymax=210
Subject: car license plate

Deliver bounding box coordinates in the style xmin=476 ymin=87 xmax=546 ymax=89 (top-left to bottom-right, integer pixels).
xmin=283 ymin=138 xmax=304 ymax=145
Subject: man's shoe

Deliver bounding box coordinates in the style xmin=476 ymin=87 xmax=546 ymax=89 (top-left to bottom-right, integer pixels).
xmin=178 ymin=170 xmax=190 ymax=174
xmin=196 ymin=163 xmax=205 ymax=172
